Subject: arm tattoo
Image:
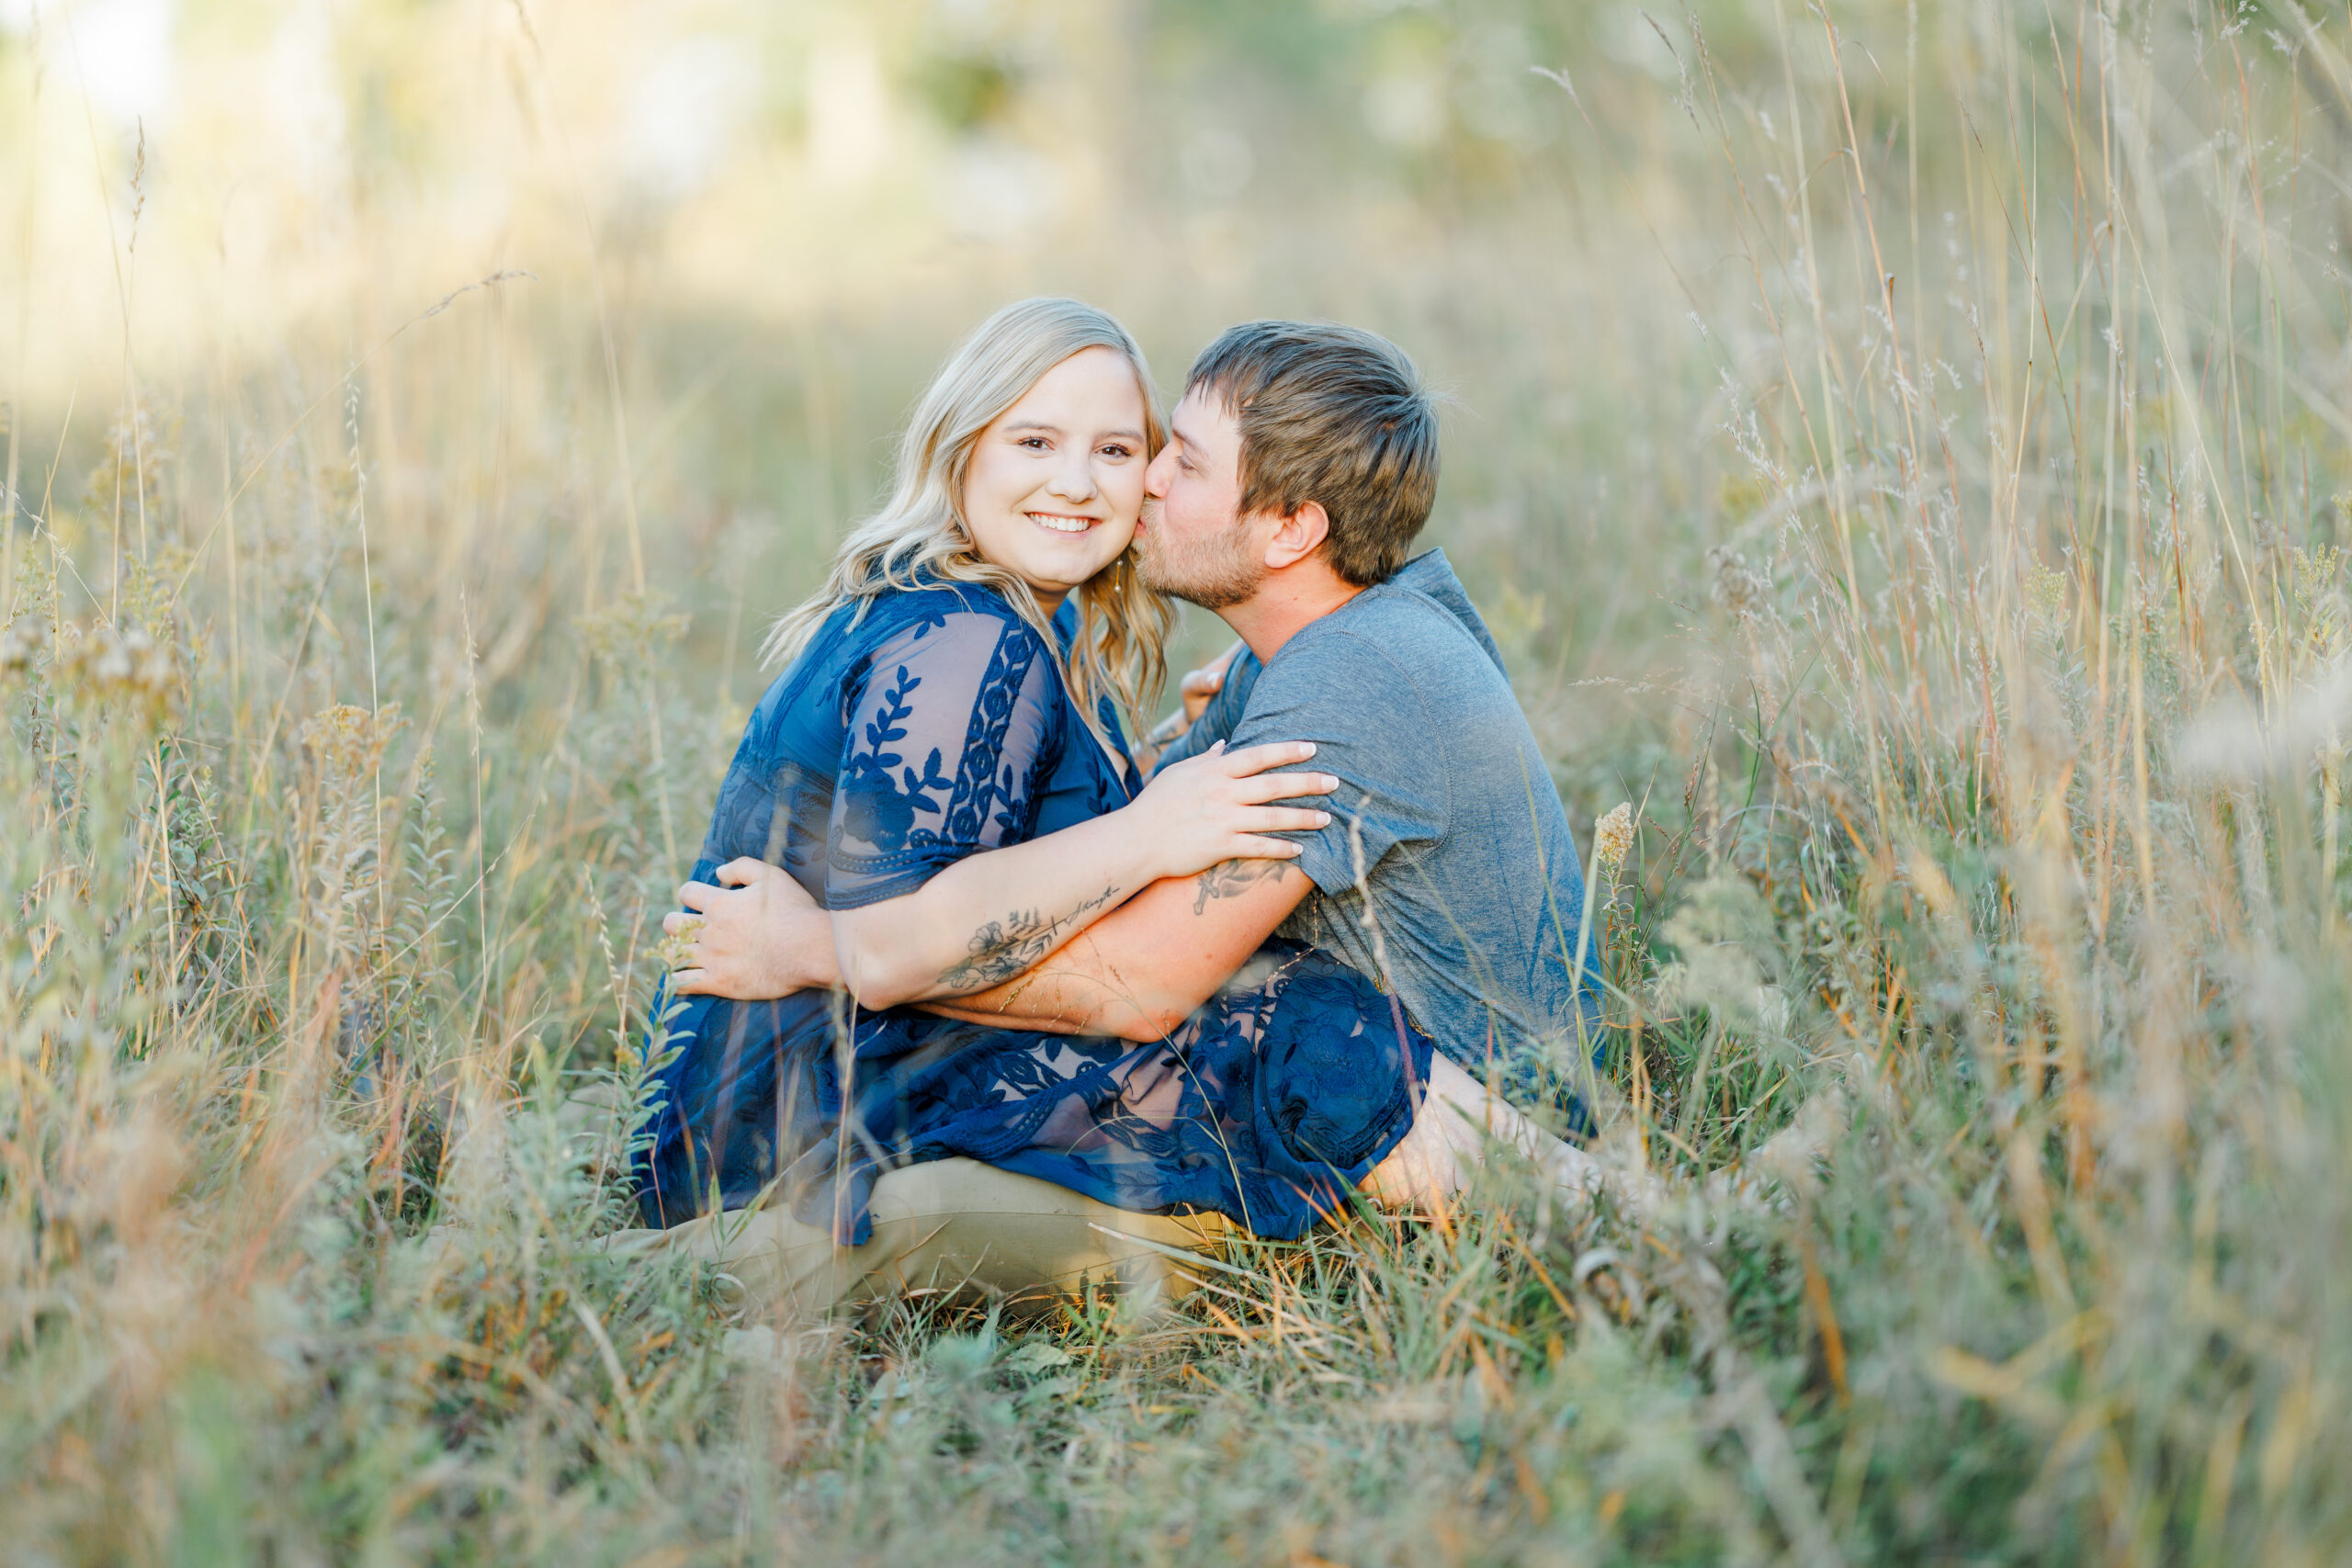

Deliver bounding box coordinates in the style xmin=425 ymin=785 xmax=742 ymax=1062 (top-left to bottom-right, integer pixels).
xmin=1191 ymin=857 xmax=1292 ymax=916
xmin=936 ymin=885 xmax=1121 ymax=991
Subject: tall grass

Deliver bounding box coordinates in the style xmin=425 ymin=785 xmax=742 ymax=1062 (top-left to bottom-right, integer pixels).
xmin=6 ymin=1 xmax=2351 ymax=1562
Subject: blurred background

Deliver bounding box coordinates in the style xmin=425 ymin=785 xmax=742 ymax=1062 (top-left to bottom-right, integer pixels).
xmin=0 ymin=0 xmax=1875 ymax=750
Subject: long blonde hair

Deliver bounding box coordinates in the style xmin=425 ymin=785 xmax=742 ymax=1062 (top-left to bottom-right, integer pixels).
xmin=761 ymin=298 xmax=1176 ymax=752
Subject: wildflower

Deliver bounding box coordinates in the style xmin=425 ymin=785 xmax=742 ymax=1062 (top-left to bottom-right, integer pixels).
xmin=91 ymin=626 xmax=135 ymax=684
xmin=656 ymin=919 xmax=704 ymax=975
xmin=299 ymin=703 xmax=406 ymax=970
xmin=1706 ymin=546 xmax=1771 ymax=625
xmin=1592 ymin=802 xmax=1634 ymax=893
xmin=582 ymin=592 xmax=689 ymax=666
xmin=300 ymin=703 xmax=403 ymax=784
xmin=2290 ymin=546 xmax=2346 ymax=669
xmin=0 ymin=615 xmax=39 ymax=675
xmin=133 ymin=632 xmax=174 ymax=694
xmin=2024 ymin=561 xmax=2067 ymax=624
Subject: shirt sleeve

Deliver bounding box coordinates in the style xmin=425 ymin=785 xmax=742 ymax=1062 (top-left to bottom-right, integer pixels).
xmin=1224 ymin=630 xmax=1450 ymax=897
xmin=1147 ymin=648 xmax=1262 ymax=775
xmin=826 ymin=611 xmax=1060 ymax=908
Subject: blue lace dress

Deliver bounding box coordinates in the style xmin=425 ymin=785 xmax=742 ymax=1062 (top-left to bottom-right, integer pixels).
xmin=634 ymin=581 xmax=1434 ymax=1244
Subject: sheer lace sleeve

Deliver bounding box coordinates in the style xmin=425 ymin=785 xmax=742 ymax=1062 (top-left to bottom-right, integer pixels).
xmin=825 ymin=609 xmax=1062 ymax=908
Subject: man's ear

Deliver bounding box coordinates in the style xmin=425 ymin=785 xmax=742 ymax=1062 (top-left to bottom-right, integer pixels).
xmin=1261 ymin=501 xmax=1331 ymax=570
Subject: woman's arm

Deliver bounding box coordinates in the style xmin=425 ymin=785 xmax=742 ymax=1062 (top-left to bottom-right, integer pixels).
xmin=664 ymin=741 xmax=1333 ymax=1009
xmin=830 ymin=741 xmax=1332 ymax=1010
xmin=669 ymin=614 xmax=1324 ymax=1010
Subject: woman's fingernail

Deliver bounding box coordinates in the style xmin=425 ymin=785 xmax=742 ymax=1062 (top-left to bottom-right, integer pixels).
xmin=1300 ymin=742 xmax=1317 ymax=755
xmin=1316 ymin=811 xmax=1332 ymax=826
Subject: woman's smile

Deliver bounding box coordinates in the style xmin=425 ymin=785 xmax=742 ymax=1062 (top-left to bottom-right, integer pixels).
xmin=959 ymin=344 xmax=1149 ymax=611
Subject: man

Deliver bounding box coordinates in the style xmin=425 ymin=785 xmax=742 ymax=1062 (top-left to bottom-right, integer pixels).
xmin=642 ymin=321 xmax=1604 ymax=1314
xmin=929 ymin=322 xmax=1597 ymax=1086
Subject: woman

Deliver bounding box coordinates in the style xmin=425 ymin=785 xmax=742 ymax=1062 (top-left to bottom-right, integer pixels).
xmin=637 ymin=298 xmax=1436 ymax=1247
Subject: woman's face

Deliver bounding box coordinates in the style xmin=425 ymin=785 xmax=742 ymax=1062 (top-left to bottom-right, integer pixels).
xmin=959 ymin=345 xmax=1150 ymax=613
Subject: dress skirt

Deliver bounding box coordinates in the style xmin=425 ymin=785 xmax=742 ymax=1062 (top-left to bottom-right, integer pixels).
xmin=636 ymin=939 xmax=1435 ymax=1245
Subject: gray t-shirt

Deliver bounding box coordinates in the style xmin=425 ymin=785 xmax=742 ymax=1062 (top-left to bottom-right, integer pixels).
xmin=1158 ymin=549 xmax=1599 ymax=1088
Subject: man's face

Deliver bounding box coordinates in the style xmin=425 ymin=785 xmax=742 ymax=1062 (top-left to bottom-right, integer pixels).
xmin=1136 ymin=386 xmax=1268 ymax=610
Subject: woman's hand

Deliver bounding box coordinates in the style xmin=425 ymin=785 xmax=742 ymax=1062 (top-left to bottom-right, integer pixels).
xmin=663 ymin=858 xmax=839 ymax=999
xmin=1124 ymin=739 xmax=1337 ymax=880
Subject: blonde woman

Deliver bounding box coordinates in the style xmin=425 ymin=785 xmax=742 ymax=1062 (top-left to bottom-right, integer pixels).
xmin=638 ymin=299 xmax=1437 ymax=1248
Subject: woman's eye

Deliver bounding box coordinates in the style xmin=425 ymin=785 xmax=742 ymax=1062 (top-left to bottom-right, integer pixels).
xmin=1100 ymin=444 xmax=1133 ymax=459
xmin=1018 ymin=436 xmax=1049 ymax=450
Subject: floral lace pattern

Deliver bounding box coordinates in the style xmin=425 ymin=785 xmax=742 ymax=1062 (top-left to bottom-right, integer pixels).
xmin=826 ymin=612 xmax=1057 ymax=907
xmin=642 ymin=941 xmax=1431 ymax=1242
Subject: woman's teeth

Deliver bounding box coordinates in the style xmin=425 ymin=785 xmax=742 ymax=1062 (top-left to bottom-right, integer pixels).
xmin=1028 ymin=513 xmax=1093 ymax=534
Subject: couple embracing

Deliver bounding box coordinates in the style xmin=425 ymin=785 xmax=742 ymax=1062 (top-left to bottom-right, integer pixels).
xmin=625 ymin=298 xmax=1611 ymax=1314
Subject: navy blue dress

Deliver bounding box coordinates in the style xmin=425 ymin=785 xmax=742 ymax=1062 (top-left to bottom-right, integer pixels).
xmin=635 ymin=581 xmax=1433 ymax=1245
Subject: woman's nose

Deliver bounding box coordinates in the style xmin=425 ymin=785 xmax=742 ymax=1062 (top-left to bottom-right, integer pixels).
xmin=1046 ymin=451 xmax=1098 ymax=502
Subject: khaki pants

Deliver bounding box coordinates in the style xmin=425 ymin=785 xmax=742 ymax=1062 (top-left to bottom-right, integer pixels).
xmin=605 ymin=1158 xmax=1232 ymax=1321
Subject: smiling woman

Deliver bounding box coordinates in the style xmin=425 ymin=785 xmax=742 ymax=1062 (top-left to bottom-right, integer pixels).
xmin=624 ymin=298 xmax=1442 ymax=1280
xmin=754 ymin=299 xmax=1170 ymax=754
xmin=957 ymin=344 xmax=1152 ymax=612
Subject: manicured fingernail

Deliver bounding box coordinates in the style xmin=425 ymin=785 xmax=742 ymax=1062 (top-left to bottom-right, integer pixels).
xmin=1316 ymin=811 xmax=1332 ymax=826
xmin=1300 ymin=742 xmax=1317 ymax=755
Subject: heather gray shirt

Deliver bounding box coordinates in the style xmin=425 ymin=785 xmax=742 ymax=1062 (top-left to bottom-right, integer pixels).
xmin=1158 ymin=550 xmax=1599 ymax=1086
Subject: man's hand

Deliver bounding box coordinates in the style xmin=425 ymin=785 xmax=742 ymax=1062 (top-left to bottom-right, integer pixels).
xmin=662 ymin=858 xmax=839 ymax=999
xmin=1181 ymin=640 xmax=1243 ymax=725
xmin=1138 ymin=640 xmax=1245 ymax=768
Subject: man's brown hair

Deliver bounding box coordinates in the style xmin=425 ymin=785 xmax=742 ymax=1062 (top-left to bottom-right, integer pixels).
xmin=1185 ymin=321 xmax=1440 ymax=587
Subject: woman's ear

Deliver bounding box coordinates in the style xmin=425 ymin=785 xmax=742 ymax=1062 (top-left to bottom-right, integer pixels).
xmin=1262 ymin=501 xmax=1332 ymax=570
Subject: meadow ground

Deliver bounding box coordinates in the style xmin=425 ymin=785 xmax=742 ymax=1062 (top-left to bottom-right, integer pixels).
xmin=6 ymin=2 xmax=2352 ymax=1562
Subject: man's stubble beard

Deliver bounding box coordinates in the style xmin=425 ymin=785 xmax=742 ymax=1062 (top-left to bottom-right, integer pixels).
xmin=1136 ymin=503 xmax=1265 ymax=611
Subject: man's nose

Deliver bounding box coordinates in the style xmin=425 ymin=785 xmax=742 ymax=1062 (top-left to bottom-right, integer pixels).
xmin=1143 ymin=445 xmax=1174 ymax=498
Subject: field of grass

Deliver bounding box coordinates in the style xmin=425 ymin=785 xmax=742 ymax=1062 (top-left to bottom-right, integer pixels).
xmin=6 ymin=0 xmax=2352 ymax=1562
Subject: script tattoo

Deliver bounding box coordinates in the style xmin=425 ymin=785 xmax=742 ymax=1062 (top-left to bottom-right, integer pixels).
xmin=1190 ymin=857 xmax=1292 ymax=916
xmin=936 ymin=885 xmax=1121 ymax=991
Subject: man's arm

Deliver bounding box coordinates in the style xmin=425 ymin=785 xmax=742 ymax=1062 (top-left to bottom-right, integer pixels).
xmin=920 ymin=852 xmax=1313 ymax=1041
